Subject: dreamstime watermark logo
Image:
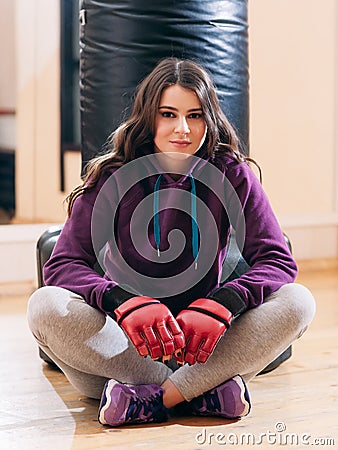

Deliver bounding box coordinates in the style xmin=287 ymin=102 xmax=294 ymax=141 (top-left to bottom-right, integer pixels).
xmin=195 ymin=422 xmax=336 ymax=446
xmin=91 ymin=153 xmax=246 ymax=298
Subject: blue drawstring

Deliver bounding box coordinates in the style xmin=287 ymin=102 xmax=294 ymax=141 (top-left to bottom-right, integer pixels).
xmin=189 ymin=174 xmax=199 ymax=269
xmin=153 ymin=174 xmax=199 ymax=269
xmin=154 ymin=175 xmax=162 ymax=257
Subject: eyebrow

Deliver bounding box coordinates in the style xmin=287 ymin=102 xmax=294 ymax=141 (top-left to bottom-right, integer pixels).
xmin=158 ymin=106 xmax=203 ymax=112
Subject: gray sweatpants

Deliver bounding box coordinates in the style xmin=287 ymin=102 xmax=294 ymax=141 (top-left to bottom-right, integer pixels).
xmin=27 ymin=283 xmax=315 ymax=401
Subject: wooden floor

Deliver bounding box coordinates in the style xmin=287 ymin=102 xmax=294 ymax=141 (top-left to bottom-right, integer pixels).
xmin=1 ymin=260 xmax=337 ymax=449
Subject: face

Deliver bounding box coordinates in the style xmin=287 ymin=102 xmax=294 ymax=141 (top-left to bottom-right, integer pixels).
xmin=154 ymin=84 xmax=207 ymax=157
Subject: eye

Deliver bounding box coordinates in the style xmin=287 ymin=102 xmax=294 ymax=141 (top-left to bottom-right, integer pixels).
xmin=160 ymin=111 xmax=176 ymax=118
xmin=188 ymin=113 xmax=203 ymax=119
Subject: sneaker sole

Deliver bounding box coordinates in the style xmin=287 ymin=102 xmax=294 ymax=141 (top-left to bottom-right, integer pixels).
xmin=233 ymin=375 xmax=251 ymax=417
xmin=98 ymin=379 xmax=120 ymax=425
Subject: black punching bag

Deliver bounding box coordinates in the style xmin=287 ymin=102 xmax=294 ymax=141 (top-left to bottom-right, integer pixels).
xmin=79 ymin=0 xmax=249 ymax=168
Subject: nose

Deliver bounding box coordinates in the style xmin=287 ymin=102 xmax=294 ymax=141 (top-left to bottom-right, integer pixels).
xmin=174 ymin=116 xmax=190 ymax=135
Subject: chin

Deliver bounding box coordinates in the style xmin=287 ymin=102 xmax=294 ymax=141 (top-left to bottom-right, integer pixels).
xmin=164 ymin=151 xmax=193 ymax=160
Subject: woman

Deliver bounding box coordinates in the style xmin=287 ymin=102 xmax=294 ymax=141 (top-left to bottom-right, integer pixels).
xmin=27 ymin=58 xmax=316 ymax=427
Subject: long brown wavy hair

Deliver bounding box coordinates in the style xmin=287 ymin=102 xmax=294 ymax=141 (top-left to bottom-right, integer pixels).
xmin=67 ymin=57 xmax=259 ymax=215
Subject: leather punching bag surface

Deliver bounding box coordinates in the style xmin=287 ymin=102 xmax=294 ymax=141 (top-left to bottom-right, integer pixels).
xmin=79 ymin=0 xmax=249 ymax=168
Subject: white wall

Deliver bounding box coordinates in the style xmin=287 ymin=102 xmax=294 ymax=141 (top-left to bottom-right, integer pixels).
xmin=248 ymin=0 xmax=338 ymax=259
xmin=4 ymin=0 xmax=338 ymax=266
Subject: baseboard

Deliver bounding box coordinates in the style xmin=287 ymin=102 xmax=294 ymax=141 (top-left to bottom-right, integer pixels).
xmin=281 ymin=216 xmax=338 ymax=260
xmin=0 ymin=280 xmax=36 ymax=297
xmin=0 ymin=223 xmax=58 ymax=283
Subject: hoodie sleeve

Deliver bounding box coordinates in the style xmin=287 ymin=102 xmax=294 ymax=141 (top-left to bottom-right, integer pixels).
xmin=210 ymin=160 xmax=298 ymax=315
xmin=43 ymin=173 xmax=131 ymax=316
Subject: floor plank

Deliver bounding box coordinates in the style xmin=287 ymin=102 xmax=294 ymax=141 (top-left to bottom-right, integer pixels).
xmin=0 ymin=261 xmax=337 ymax=449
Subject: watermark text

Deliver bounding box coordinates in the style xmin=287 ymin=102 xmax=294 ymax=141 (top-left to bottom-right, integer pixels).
xmin=195 ymin=422 xmax=335 ymax=446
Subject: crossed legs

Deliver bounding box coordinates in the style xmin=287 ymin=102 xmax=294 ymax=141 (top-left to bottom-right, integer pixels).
xmin=27 ymin=284 xmax=315 ymax=407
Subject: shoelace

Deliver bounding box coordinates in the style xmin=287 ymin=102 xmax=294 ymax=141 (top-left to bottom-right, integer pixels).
xmin=195 ymin=389 xmax=222 ymax=412
xmin=125 ymin=393 xmax=166 ymax=423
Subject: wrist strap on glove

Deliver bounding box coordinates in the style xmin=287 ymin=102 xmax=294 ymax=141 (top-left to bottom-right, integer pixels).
xmin=208 ymin=287 xmax=247 ymax=319
xmin=185 ymin=306 xmax=232 ymax=329
xmin=115 ymin=297 xmax=160 ymax=326
xmin=186 ymin=298 xmax=233 ymax=328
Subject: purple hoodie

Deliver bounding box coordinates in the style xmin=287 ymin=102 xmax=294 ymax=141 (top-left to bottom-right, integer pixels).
xmin=44 ymin=152 xmax=297 ymax=318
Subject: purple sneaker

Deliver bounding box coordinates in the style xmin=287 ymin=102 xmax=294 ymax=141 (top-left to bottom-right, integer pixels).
xmin=98 ymin=380 xmax=169 ymax=427
xmin=177 ymin=375 xmax=251 ymax=419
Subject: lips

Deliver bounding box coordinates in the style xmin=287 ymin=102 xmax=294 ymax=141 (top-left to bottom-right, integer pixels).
xmin=170 ymin=140 xmax=192 ymax=145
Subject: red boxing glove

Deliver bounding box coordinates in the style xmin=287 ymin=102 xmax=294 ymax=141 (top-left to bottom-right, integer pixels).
xmin=115 ymin=296 xmax=185 ymax=360
xmin=175 ymin=298 xmax=233 ymax=365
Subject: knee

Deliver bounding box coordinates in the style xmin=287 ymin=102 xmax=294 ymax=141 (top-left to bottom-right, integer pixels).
xmin=278 ymin=283 xmax=316 ymax=333
xmin=27 ymin=286 xmax=68 ymax=338
xmin=28 ymin=285 xmax=58 ymax=315
xmin=27 ymin=286 xmax=48 ymax=325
